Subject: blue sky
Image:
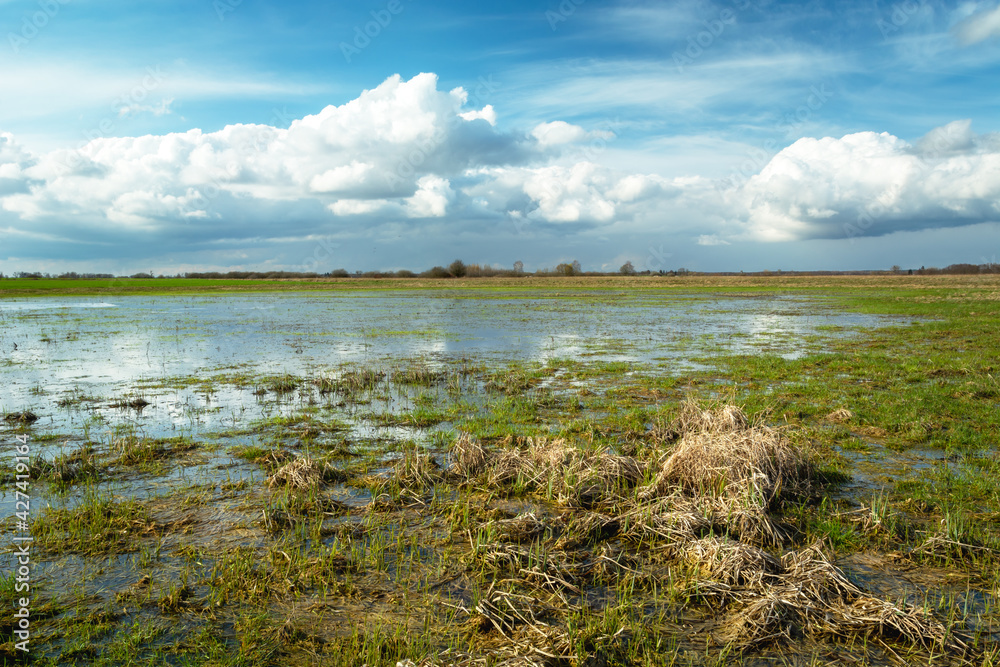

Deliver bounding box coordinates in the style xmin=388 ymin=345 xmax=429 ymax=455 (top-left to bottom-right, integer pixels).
xmin=1 ymin=0 xmax=999 ymax=274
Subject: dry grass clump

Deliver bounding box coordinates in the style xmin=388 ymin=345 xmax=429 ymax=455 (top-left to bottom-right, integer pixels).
xmin=621 ymin=493 xmax=786 ymax=547
xmin=643 ymin=416 xmax=680 ymax=447
xmin=4 ymin=410 xmax=38 ymax=424
xmin=268 ymin=456 xmax=323 ymax=489
xmin=452 ymin=401 xmax=967 ymax=661
xmin=262 ymin=494 xmax=349 ymax=531
xmin=817 ymin=596 xmax=954 ymax=649
xmin=395 ymin=451 xmax=441 ymax=486
xmin=112 ymin=433 xmax=167 ymax=466
xmin=716 ymin=496 xmax=790 ymax=546
xmin=490 ymin=512 xmax=547 ymax=543
xmin=824 ymin=407 xmax=854 ymax=423
xmin=713 ymin=595 xmax=791 ymax=647
xmin=573 ymin=453 xmax=645 ymax=504
xmin=369 ymin=489 xmax=427 ymax=511
xmin=617 ymin=498 xmax=712 ymax=545
xmin=487 ymin=625 xmax=572 ymax=665
xmin=477 ymin=543 xmax=535 ymax=571
xmin=456 ymin=435 xmax=646 ymax=507
xmin=475 ymin=543 xmax=583 ymax=593
xmin=316 ymin=369 xmax=385 ymax=394
xmin=675 ymin=398 xmax=749 ymax=434
xmin=449 ymin=432 xmax=488 ymax=478
xmin=660 ymin=427 xmax=808 ymax=502
xmin=472 ymin=586 xmax=572 ymax=663
xmin=683 ymin=537 xmax=782 ymax=588
xmin=632 ymin=401 xmax=809 ymax=545
xmin=254 ymin=449 xmax=293 ymax=468
xmin=29 ymin=448 xmax=101 ymax=486
xmin=911 ymin=530 xmax=996 ymax=563
xmin=554 ymin=512 xmax=620 ymax=550
xmin=110 ymin=394 xmax=150 ymax=410
xmin=474 ymin=587 xmax=556 ymax=636
xmin=697 ymin=542 xmax=964 ymax=651
xmin=779 ymin=543 xmax=860 ymax=600
xmin=391 ymin=366 xmax=445 ymax=386
xmin=587 ymin=544 xmax=643 ymax=582
xmin=644 ymin=402 xmax=812 ymax=508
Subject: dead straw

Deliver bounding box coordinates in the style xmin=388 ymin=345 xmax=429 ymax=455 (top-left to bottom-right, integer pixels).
xmin=268 ymin=456 xmax=323 ymax=490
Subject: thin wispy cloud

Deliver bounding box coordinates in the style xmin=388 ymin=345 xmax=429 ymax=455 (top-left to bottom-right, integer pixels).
xmin=953 ymin=3 xmax=1000 ymax=44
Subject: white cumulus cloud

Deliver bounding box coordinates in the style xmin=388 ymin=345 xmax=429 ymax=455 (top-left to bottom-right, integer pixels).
xmin=531 ymin=120 xmax=615 ymax=148
xmin=734 ymin=125 xmax=1000 ymax=242
xmin=1 ymin=73 xmax=533 ymax=235
xmin=405 ymin=176 xmax=454 ymax=218
xmin=1 ymin=72 xmax=999 ymax=269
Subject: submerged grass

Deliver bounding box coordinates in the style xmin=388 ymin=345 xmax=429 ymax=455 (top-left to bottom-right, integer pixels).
xmin=33 ymin=487 xmax=158 ymax=556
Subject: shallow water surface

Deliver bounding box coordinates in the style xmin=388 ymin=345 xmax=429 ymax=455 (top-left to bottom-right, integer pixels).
xmin=0 ymin=290 xmax=902 ymax=412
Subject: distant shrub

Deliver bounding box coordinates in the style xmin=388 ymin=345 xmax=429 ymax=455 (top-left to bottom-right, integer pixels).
xmin=422 ymin=266 xmax=451 ymax=279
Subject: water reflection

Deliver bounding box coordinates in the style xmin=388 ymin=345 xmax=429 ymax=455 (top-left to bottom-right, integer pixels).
xmin=0 ymin=291 xmax=906 ymax=416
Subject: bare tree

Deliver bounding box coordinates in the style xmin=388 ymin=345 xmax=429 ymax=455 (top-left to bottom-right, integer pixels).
xmin=513 ymin=260 xmax=524 ymax=274
xmin=620 ymin=260 xmax=636 ymax=275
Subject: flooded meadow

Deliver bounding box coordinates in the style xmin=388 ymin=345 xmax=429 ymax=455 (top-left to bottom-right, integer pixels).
xmin=1 ymin=280 xmax=997 ymax=665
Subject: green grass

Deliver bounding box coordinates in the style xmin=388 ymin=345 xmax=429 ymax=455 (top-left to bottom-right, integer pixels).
xmin=33 ymin=487 xmax=156 ymax=555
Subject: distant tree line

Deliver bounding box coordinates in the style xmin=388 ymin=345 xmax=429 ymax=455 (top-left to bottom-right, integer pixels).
xmin=182 ymin=271 xmax=324 ymax=279
xmin=2 ymin=261 xmax=998 ymax=280
xmin=4 ymin=271 xmax=116 ymax=279
xmin=912 ymin=263 xmax=1000 ymax=275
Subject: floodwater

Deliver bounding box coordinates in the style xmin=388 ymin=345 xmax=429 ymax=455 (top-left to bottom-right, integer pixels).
xmin=0 ymin=290 xmax=902 ymax=411
xmin=0 ymin=290 xmax=906 ymax=519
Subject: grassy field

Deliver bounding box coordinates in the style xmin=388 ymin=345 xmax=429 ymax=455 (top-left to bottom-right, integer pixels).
xmin=2 ymin=275 xmax=999 ymax=665
xmin=2 ymin=272 xmax=999 ymax=297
